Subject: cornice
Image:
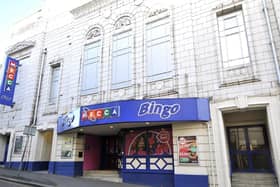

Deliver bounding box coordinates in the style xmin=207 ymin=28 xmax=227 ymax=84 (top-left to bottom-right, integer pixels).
xmin=6 ymin=41 xmax=36 ymax=55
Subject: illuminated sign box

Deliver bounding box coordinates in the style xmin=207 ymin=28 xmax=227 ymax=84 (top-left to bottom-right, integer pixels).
xmin=57 ymin=98 xmax=210 ymax=133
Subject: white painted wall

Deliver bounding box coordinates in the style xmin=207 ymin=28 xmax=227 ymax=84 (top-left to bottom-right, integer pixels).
xmin=172 ymin=122 xmax=217 ymax=186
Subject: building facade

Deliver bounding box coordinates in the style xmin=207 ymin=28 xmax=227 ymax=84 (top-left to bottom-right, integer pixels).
xmin=0 ymin=0 xmax=280 ymax=187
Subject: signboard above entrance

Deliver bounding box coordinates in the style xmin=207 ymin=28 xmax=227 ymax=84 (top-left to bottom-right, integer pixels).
xmin=57 ymin=98 xmax=210 ymax=133
xmin=80 ymin=98 xmax=210 ymax=126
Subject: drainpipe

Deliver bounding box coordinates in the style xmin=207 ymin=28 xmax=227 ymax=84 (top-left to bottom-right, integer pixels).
xmin=262 ymin=0 xmax=280 ymax=85
xmin=17 ymin=48 xmax=47 ymax=174
xmin=207 ymin=122 xmax=216 ymax=187
xmin=30 ymin=48 xmax=47 ymax=127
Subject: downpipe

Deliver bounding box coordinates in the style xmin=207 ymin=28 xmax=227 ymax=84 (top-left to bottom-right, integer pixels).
xmin=262 ymin=0 xmax=280 ymax=85
xmin=17 ymin=48 xmax=47 ymax=174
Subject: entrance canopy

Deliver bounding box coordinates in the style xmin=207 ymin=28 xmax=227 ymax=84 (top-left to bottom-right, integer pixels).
xmin=57 ymin=98 xmax=210 ymax=133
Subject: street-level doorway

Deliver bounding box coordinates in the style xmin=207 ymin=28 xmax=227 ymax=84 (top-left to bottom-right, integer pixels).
xmin=36 ymin=130 xmax=53 ymax=171
xmin=100 ymin=135 xmax=121 ymax=170
xmin=83 ymin=134 xmax=122 ymax=171
xmin=223 ymin=109 xmax=277 ymax=187
xmin=0 ymin=134 xmax=10 ymax=166
xmin=227 ymin=125 xmax=273 ymax=172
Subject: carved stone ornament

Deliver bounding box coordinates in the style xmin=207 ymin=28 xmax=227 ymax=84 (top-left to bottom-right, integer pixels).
xmin=115 ymin=16 xmax=132 ymax=30
xmin=148 ymin=8 xmax=168 ymax=17
xmin=134 ymin=0 xmax=143 ymax=6
xmin=86 ymin=27 xmax=101 ymax=40
xmin=6 ymin=41 xmax=35 ymax=55
xmin=103 ymin=9 xmax=112 ymax=19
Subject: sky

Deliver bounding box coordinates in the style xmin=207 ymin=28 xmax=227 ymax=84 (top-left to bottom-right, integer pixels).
xmin=0 ymin=0 xmax=44 ymax=80
xmin=0 ymin=0 xmax=44 ymax=62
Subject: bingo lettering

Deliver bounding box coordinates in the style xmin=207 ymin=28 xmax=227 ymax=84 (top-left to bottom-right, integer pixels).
xmin=138 ymin=101 xmax=180 ymax=119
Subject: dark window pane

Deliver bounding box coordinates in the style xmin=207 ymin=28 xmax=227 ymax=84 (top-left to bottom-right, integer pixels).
xmin=125 ymin=129 xmax=147 ymax=156
xmin=248 ymin=127 xmax=266 ymax=151
xmin=252 ymin=154 xmax=271 ymax=170
xmin=232 ymin=154 xmax=249 ymax=169
xmin=229 ymin=128 xmax=247 ymax=151
xmin=147 ymin=128 xmax=172 ymax=156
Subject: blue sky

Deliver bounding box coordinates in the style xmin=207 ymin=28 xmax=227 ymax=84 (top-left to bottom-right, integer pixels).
xmin=0 ymin=0 xmax=43 ymax=63
xmin=0 ymin=0 xmax=43 ymax=34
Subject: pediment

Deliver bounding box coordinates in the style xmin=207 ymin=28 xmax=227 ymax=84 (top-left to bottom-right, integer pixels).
xmin=6 ymin=41 xmax=36 ymax=55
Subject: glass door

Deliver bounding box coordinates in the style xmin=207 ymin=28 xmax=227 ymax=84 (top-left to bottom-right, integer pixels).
xmin=101 ymin=136 xmax=121 ymax=170
xmin=228 ymin=126 xmax=273 ymax=172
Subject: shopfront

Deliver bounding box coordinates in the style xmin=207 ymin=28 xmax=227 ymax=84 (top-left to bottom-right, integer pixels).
xmin=56 ymin=98 xmax=210 ymax=187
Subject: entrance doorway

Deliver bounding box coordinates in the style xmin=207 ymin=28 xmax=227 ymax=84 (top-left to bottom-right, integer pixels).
xmin=0 ymin=134 xmax=10 ymax=165
xmin=100 ymin=136 xmax=121 ymax=170
xmin=83 ymin=134 xmax=122 ymax=171
xmin=37 ymin=130 xmax=53 ymax=171
xmin=227 ymin=125 xmax=273 ymax=172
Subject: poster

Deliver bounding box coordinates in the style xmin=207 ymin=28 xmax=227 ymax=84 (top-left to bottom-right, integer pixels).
xmin=61 ymin=136 xmax=73 ymax=159
xmin=178 ymin=136 xmax=198 ymax=164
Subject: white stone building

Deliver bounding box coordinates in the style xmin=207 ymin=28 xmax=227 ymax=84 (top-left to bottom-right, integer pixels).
xmin=0 ymin=0 xmax=280 ymax=187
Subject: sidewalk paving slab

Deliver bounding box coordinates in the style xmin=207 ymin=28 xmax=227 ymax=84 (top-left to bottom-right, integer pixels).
xmin=0 ymin=168 xmax=150 ymax=187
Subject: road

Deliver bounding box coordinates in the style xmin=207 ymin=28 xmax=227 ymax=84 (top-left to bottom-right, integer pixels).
xmin=0 ymin=179 xmax=31 ymax=187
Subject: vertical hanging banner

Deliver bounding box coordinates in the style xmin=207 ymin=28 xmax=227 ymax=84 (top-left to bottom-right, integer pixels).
xmin=0 ymin=57 xmax=19 ymax=106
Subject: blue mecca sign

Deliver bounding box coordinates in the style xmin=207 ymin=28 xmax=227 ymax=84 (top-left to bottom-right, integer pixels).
xmin=57 ymin=98 xmax=210 ymax=133
xmin=0 ymin=57 xmax=19 ymax=106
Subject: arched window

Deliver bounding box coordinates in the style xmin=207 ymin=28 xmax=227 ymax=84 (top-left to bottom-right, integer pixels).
xmin=81 ymin=26 xmax=102 ymax=94
xmin=111 ymin=16 xmax=133 ymax=89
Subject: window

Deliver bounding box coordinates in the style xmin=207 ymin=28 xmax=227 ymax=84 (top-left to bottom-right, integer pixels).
xmin=112 ymin=31 xmax=132 ymax=88
xmin=125 ymin=127 xmax=173 ymax=156
xmin=146 ymin=18 xmax=172 ymax=80
xmin=14 ymin=136 xmax=23 ymax=154
xmin=218 ymin=10 xmax=250 ymax=68
xmin=82 ymin=41 xmax=100 ymax=93
xmin=49 ymin=64 xmax=60 ymax=104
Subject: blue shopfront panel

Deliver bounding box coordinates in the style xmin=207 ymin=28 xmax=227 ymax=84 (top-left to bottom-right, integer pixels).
xmin=174 ymin=174 xmax=209 ymax=187
xmin=57 ymin=98 xmax=210 ymax=133
xmin=122 ymin=172 xmax=174 ymax=187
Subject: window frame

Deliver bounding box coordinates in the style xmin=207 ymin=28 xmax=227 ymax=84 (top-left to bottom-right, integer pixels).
xmin=217 ymin=8 xmax=251 ymax=70
xmin=48 ymin=63 xmax=61 ymax=105
xmin=111 ymin=29 xmax=133 ymax=89
xmin=145 ymin=16 xmax=173 ymax=82
xmin=81 ymin=40 xmax=101 ymax=95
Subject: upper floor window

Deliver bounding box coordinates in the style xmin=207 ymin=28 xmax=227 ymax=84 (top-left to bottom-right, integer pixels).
xmin=111 ymin=16 xmax=133 ymax=89
xmin=217 ymin=9 xmax=250 ymax=68
xmin=49 ymin=64 xmax=60 ymax=104
xmin=81 ymin=27 xmax=102 ymax=94
xmin=82 ymin=41 xmax=100 ymax=93
xmin=146 ymin=17 xmax=172 ymax=81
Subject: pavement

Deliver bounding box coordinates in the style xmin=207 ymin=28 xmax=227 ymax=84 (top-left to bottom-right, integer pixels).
xmin=0 ymin=167 xmax=149 ymax=187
